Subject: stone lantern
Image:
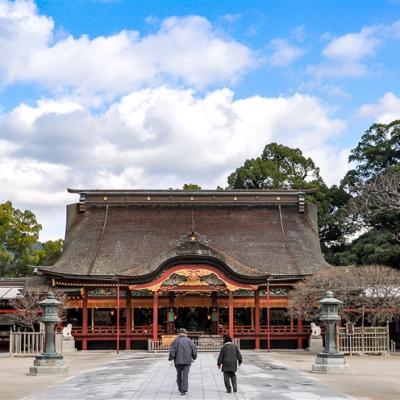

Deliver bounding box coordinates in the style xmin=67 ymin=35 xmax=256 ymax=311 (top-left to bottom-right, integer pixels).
xmin=29 ymin=292 xmax=69 ymax=375
xmin=312 ymin=291 xmax=348 ymax=374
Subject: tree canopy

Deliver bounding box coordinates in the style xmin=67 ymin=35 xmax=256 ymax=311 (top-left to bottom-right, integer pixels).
xmin=332 ymin=120 xmax=400 ymax=268
xmin=183 ymin=183 xmax=202 ymax=190
xmin=0 ymin=202 xmax=63 ymax=277
xmin=227 ymin=143 xmax=352 ymax=252
xmin=345 ymin=120 xmax=400 ymax=191
xmin=227 ymin=142 xmax=323 ymax=189
xmin=0 ymin=201 xmax=41 ymax=276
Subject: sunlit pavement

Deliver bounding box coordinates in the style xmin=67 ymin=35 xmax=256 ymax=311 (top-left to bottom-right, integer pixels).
xmin=26 ymin=352 xmax=348 ymax=400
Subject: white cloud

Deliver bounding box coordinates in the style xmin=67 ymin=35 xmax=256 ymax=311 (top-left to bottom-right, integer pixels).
xmin=322 ymin=27 xmax=380 ymax=62
xmin=358 ymin=92 xmax=400 ymax=123
xmin=0 ymin=0 xmax=53 ymax=83
xmin=268 ymin=39 xmax=305 ymax=66
xmin=0 ymin=87 xmax=347 ymax=240
xmin=0 ymin=1 xmax=256 ymax=93
xmin=309 ymin=21 xmax=400 ymax=79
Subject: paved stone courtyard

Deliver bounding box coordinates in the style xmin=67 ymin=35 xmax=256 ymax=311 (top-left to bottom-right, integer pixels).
xmin=26 ymin=352 xmax=348 ymax=400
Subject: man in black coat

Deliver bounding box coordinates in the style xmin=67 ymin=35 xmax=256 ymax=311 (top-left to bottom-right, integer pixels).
xmin=168 ymin=328 xmax=197 ymax=395
xmin=217 ymin=335 xmax=243 ymax=393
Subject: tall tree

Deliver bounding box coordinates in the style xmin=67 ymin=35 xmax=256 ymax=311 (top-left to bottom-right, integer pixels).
xmin=227 ymin=143 xmax=323 ymax=189
xmin=342 ymin=120 xmax=400 ymax=194
xmin=336 ymin=120 xmax=400 ymax=268
xmin=0 ymin=202 xmax=41 ymax=276
xmin=227 ymin=143 xmax=352 ymax=252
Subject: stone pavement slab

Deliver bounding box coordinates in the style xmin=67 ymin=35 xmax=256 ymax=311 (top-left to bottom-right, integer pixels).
xmin=26 ymin=352 xmax=348 ymax=400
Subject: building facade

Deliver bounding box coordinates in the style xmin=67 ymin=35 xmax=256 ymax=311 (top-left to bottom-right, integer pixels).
xmin=39 ymin=189 xmax=329 ymax=350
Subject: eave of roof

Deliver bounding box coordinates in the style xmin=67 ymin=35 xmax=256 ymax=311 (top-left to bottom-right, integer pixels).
xmin=38 ymin=267 xmax=309 ymax=285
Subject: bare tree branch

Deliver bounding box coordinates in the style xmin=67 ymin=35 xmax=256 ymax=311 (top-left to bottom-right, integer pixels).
xmin=289 ymin=265 xmax=400 ymax=325
xmin=9 ymin=286 xmax=67 ymax=332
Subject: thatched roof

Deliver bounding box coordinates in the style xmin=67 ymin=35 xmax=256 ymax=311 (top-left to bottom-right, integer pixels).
xmin=40 ymin=189 xmax=329 ymax=282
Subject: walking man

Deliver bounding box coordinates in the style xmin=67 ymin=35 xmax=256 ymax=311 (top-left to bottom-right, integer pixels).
xmin=168 ymin=328 xmax=197 ymax=395
xmin=217 ymin=335 xmax=242 ymax=393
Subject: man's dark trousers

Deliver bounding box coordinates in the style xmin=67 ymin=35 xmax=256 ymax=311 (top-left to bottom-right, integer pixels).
xmin=175 ymin=364 xmax=190 ymax=392
xmin=223 ymin=371 xmax=237 ymax=392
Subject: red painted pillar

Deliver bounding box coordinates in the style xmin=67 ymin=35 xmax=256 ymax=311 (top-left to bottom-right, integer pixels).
xmin=167 ymin=292 xmax=175 ymax=335
xmin=297 ymin=315 xmax=303 ymax=350
xmin=267 ymin=280 xmax=271 ymax=352
xmin=116 ymin=285 xmax=120 ymax=354
xmin=153 ymin=291 xmax=159 ymax=342
xmin=125 ymin=288 xmax=131 ymax=350
xmin=254 ymin=289 xmax=260 ymax=350
xmin=211 ymin=291 xmax=218 ymax=335
xmin=82 ymin=288 xmax=88 ymax=350
xmin=228 ymin=291 xmax=234 ymax=338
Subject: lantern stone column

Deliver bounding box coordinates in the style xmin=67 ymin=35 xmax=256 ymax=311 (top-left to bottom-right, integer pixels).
xmin=29 ymin=292 xmax=69 ymax=375
xmin=312 ymin=291 xmax=348 ymax=374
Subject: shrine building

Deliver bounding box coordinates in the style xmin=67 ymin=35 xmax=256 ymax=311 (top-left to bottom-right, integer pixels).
xmin=38 ymin=189 xmax=329 ymax=350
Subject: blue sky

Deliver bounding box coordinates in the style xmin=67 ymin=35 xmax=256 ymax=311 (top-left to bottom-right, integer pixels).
xmin=0 ymin=0 xmax=399 ymax=240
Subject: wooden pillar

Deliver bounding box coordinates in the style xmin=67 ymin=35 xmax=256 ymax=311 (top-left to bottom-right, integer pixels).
xmin=167 ymin=292 xmax=175 ymax=334
xmin=116 ymin=285 xmax=120 ymax=354
xmin=211 ymin=291 xmax=218 ymax=335
xmin=297 ymin=314 xmax=303 ymax=350
xmin=82 ymin=288 xmax=88 ymax=350
xmin=254 ymin=289 xmax=260 ymax=350
xmin=267 ymin=281 xmax=271 ymax=352
xmin=153 ymin=291 xmax=159 ymax=342
xmin=91 ymin=308 xmax=94 ymax=331
xmin=290 ymin=312 xmax=294 ymax=333
xmin=125 ymin=288 xmax=131 ymax=350
xmin=228 ymin=291 xmax=234 ymax=338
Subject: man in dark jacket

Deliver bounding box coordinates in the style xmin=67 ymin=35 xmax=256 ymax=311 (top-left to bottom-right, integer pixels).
xmin=217 ymin=335 xmax=242 ymax=393
xmin=168 ymin=328 xmax=197 ymax=395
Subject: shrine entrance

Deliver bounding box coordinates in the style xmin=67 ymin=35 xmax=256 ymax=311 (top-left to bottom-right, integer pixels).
xmin=175 ymin=307 xmax=211 ymax=335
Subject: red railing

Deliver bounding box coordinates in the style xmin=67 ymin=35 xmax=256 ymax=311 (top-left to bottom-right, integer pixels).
xmin=224 ymin=325 xmax=312 ymax=336
xmin=71 ymin=324 xmax=310 ymax=339
xmin=71 ymin=325 xmax=167 ymax=337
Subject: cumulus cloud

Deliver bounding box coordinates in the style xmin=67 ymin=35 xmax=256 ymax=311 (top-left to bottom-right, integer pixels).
xmin=358 ymin=92 xmax=400 ymax=123
xmin=0 ymin=1 xmax=256 ymax=93
xmin=322 ymin=27 xmax=380 ymax=62
xmin=309 ymin=21 xmax=400 ymax=79
xmin=0 ymin=87 xmax=347 ymax=239
xmin=268 ymin=39 xmax=305 ymax=66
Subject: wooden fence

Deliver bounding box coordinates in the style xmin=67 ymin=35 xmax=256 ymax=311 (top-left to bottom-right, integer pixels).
xmin=9 ymin=330 xmax=63 ymax=356
xmin=148 ymin=336 xmax=240 ymax=352
xmin=337 ymin=326 xmax=389 ymax=355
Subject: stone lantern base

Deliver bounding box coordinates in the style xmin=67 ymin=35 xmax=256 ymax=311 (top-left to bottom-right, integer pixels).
xmin=312 ymin=352 xmax=348 ymax=374
xmin=29 ymin=354 xmax=69 ymax=375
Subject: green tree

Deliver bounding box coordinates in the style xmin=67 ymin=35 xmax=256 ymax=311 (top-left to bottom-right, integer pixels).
xmin=227 ymin=143 xmax=323 ymax=189
xmin=227 ymin=143 xmax=352 ymax=252
xmin=183 ymin=183 xmax=202 ymax=190
xmin=342 ymin=120 xmax=400 ymax=193
xmin=0 ymin=202 xmax=42 ymax=276
xmin=35 ymin=239 xmax=64 ymax=266
xmin=336 ymin=120 xmax=400 ymax=268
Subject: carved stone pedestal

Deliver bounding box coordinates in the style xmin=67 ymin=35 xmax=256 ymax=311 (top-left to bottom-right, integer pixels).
xmin=29 ymin=355 xmax=69 ymax=375
xmin=308 ymin=335 xmax=324 ymax=353
xmin=312 ymin=353 xmax=348 ymax=374
xmin=62 ymin=337 xmax=77 ymax=352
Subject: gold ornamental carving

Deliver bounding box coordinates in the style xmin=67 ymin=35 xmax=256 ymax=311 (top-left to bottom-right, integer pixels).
xmin=175 ymin=269 xmax=211 ymax=285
